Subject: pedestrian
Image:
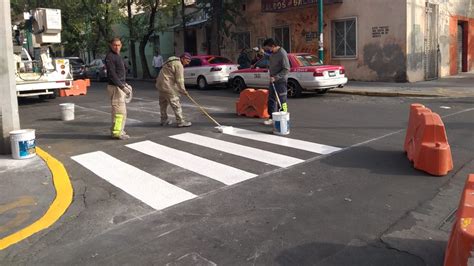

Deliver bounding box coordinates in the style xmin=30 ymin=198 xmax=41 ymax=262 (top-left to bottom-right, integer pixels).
xmin=251 ymin=47 xmax=264 ymax=66
xmin=105 ymin=37 xmax=132 ymax=140
xmin=123 ymin=56 xmax=131 ymax=75
xmin=152 ymin=50 xmax=164 ymax=77
xmin=237 ymin=48 xmax=251 ymax=69
xmin=155 ymin=52 xmax=192 ymax=128
xmin=262 ymin=38 xmax=290 ymax=125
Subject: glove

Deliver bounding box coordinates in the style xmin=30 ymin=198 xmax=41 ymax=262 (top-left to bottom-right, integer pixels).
xmin=123 ymin=83 xmax=133 ymax=103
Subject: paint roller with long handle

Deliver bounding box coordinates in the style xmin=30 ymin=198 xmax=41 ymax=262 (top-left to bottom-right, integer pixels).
xmin=184 ymin=92 xmax=234 ymax=133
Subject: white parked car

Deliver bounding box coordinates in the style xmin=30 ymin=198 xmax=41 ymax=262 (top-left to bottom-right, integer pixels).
xmin=184 ymin=56 xmax=239 ymax=90
xmin=228 ymin=53 xmax=348 ymax=97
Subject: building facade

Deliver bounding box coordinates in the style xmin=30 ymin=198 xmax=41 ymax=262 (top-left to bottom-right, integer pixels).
xmin=173 ymin=0 xmax=474 ymax=82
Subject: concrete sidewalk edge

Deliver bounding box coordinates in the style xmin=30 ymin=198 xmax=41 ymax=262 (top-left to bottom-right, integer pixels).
xmin=0 ymin=147 xmax=73 ymax=250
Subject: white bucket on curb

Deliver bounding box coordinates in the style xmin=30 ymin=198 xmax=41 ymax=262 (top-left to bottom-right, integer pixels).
xmin=10 ymin=129 xmax=36 ymax=159
xmin=60 ymin=103 xmax=75 ymax=121
xmin=272 ymin=111 xmax=290 ymax=135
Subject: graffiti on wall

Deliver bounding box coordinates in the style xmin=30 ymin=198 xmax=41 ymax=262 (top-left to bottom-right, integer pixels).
xmin=363 ymin=43 xmax=407 ymax=82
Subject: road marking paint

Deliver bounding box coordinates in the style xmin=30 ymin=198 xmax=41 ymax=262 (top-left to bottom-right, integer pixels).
xmin=0 ymin=147 xmax=73 ymax=250
xmin=127 ymin=141 xmax=257 ymax=185
xmin=170 ymin=133 xmax=304 ymax=168
xmin=71 ymin=151 xmax=196 ymax=210
xmin=224 ymin=128 xmax=342 ymax=155
xmin=75 ymin=105 xmax=142 ymax=123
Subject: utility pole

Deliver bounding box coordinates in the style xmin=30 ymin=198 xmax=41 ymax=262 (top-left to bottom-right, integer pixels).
xmin=181 ymin=0 xmax=187 ymax=53
xmin=0 ymin=0 xmax=21 ymax=154
xmin=318 ymin=0 xmax=324 ymax=63
xmin=127 ymin=0 xmax=137 ymax=78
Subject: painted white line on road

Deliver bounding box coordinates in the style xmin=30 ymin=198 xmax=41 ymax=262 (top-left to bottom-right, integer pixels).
xmin=224 ymin=128 xmax=342 ymax=155
xmin=170 ymin=133 xmax=304 ymax=168
xmin=75 ymin=105 xmax=142 ymax=124
xmin=133 ymin=97 xmax=225 ymax=111
xmin=71 ymin=151 xmax=196 ymax=210
xmin=127 ymin=141 xmax=257 ymax=185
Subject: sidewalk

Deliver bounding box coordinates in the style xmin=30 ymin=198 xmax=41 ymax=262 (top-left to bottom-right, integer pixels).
xmin=332 ymin=71 xmax=474 ymax=97
xmin=0 ymin=154 xmax=54 ymax=239
xmin=0 ymin=148 xmax=73 ymax=250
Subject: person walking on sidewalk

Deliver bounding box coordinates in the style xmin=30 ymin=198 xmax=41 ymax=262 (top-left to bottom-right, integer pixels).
xmin=152 ymin=50 xmax=164 ymax=77
xmin=262 ymin=38 xmax=290 ymax=125
xmin=155 ymin=53 xmax=192 ymax=128
xmin=105 ymin=37 xmax=132 ymax=140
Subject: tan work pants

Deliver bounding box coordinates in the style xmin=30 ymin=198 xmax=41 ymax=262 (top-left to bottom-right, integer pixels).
xmin=107 ymin=85 xmax=127 ymax=137
xmin=159 ymin=93 xmax=185 ymax=123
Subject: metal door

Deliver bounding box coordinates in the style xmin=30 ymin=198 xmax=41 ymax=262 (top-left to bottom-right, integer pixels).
xmin=457 ymin=23 xmax=465 ymax=73
xmin=424 ymin=2 xmax=438 ymax=80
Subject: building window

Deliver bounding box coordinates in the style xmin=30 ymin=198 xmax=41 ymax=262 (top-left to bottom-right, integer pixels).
xmin=332 ymin=18 xmax=357 ymax=58
xmin=273 ymin=26 xmax=290 ymax=52
xmin=234 ymin=32 xmax=251 ymax=50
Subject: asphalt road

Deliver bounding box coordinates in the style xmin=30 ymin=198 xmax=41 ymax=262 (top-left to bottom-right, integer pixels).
xmin=2 ymin=81 xmax=474 ymax=265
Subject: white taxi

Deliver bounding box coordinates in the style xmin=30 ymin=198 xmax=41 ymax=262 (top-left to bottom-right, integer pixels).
xmin=184 ymin=55 xmax=239 ymax=90
xmin=228 ymin=53 xmax=348 ymax=97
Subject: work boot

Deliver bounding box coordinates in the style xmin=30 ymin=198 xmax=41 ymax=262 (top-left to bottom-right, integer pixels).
xmin=177 ymin=121 xmax=192 ymax=128
xmin=112 ymin=134 xmax=130 ymax=140
xmin=263 ymin=119 xmax=273 ymax=126
xmin=160 ymin=119 xmax=173 ymax=126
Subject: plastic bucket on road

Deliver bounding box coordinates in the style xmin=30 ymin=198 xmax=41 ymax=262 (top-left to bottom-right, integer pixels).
xmin=60 ymin=103 xmax=75 ymax=121
xmin=10 ymin=129 xmax=36 ymax=159
xmin=272 ymin=111 xmax=290 ymax=135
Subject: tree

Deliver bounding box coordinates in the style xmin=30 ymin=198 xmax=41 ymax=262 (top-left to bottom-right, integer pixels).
xmin=127 ymin=0 xmax=180 ymax=79
xmin=197 ymin=0 xmax=245 ymax=55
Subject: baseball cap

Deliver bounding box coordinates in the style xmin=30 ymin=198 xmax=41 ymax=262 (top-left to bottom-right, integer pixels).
xmin=180 ymin=52 xmax=192 ymax=60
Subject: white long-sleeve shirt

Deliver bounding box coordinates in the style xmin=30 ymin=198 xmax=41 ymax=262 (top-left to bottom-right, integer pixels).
xmin=153 ymin=55 xmax=163 ymax=68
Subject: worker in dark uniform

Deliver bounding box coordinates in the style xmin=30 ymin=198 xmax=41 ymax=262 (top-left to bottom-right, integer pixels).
xmin=105 ymin=37 xmax=132 ymax=140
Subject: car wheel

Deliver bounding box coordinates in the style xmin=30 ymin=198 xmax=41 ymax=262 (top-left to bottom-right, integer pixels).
xmin=48 ymin=90 xmax=58 ymax=99
xmin=231 ymin=77 xmax=246 ymax=93
xmin=316 ymin=88 xmax=329 ymax=95
xmin=287 ymin=79 xmax=302 ymax=98
xmin=197 ymin=76 xmax=208 ymax=90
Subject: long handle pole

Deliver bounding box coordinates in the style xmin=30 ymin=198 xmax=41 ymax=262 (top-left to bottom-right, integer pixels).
xmin=271 ymin=82 xmax=283 ymax=111
xmin=185 ymin=93 xmax=222 ymax=127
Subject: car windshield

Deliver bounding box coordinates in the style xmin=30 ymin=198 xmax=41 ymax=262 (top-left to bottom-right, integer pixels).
xmin=207 ymin=57 xmax=231 ymax=64
xmin=295 ymin=55 xmax=322 ymax=67
xmin=69 ymin=58 xmax=84 ymax=66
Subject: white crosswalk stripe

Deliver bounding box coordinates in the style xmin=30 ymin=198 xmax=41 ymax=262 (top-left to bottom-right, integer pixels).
xmin=223 ymin=128 xmax=342 ymax=154
xmin=72 ymin=129 xmax=342 ymax=211
xmin=170 ymin=133 xmax=304 ymax=168
xmin=71 ymin=151 xmax=197 ymax=210
xmin=126 ymin=141 xmax=257 ymax=185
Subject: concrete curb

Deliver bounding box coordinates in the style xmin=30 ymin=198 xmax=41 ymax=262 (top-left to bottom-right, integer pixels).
xmin=0 ymin=147 xmax=73 ymax=250
xmin=330 ymin=89 xmax=444 ymax=98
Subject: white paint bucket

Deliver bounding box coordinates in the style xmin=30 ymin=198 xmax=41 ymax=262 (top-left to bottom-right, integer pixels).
xmin=272 ymin=111 xmax=290 ymax=135
xmin=10 ymin=129 xmax=36 ymax=159
xmin=60 ymin=103 xmax=75 ymax=121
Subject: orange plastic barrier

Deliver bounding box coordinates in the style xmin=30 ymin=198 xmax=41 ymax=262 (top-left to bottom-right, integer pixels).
xmin=59 ymin=79 xmax=90 ymax=97
xmin=444 ymin=174 xmax=474 ymax=266
xmin=236 ymin=88 xmax=270 ymax=118
xmin=404 ymin=103 xmax=453 ymax=176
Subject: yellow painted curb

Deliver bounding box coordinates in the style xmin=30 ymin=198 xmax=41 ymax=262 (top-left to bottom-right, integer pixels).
xmin=0 ymin=147 xmax=73 ymax=250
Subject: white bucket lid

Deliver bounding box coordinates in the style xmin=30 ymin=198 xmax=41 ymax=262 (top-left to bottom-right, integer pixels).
xmin=10 ymin=129 xmax=35 ymax=135
xmin=59 ymin=103 xmax=74 ymax=107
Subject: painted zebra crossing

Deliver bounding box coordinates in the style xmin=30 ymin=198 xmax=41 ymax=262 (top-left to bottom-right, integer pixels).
xmin=71 ymin=128 xmax=342 ymax=211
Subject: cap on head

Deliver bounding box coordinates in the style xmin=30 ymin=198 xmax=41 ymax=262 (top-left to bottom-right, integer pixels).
xmin=180 ymin=52 xmax=192 ymax=60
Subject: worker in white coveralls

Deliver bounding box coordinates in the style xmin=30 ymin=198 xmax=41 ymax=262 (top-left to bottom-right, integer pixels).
xmin=155 ymin=53 xmax=192 ymax=127
xmin=105 ymin=37 xmax=132 ymax=140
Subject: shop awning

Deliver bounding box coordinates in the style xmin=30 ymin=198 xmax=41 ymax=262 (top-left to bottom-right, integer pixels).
xmin=261 ymin=0 xmax=343 ymax=13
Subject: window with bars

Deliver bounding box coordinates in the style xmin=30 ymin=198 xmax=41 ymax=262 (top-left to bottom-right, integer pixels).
xmin=332 ymin=18 xmax=357 ymax=58
xmin=234 ymin=32 xmax=251 ymax=50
